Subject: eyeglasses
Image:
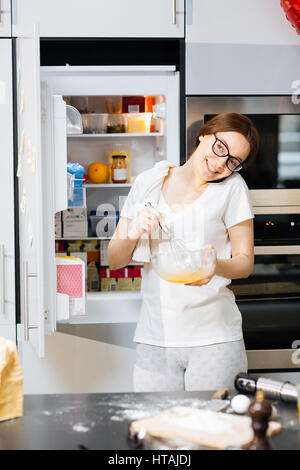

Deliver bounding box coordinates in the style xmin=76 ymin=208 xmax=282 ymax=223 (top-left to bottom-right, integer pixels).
xmin=212 ymin=133 xmax=243 ymax=172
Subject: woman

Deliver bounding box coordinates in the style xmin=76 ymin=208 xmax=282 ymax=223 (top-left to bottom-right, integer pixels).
xmin=108 ymin=112 xmax=259 ymax=392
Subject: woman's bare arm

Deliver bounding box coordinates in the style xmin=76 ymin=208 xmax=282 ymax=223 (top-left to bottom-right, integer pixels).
xmin=215 ymin=218 xmax=254 ymax=279
xmin=108 ymin=208 xmax=165 ymax=270
xmin=107 ymin=218 xmax=138 ymax=270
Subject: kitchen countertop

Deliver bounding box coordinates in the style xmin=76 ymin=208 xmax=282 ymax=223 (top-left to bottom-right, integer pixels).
xmin=0 ymin=391 xmax=299 ymax=450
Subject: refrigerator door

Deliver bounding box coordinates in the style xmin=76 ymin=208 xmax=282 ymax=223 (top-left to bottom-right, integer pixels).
xmin=0 ymin=39 xmax=16 ymax=342
xmin=16 ymin=25 xmax=45 ymax=357
xmin=40 ymin=66 xmax=180 ymax=327
xmin=41 ymin=88 xmax=68 ymax=333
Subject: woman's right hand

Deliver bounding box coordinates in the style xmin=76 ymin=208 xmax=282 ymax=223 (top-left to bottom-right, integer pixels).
xmin=128 ymin=207 xmax=165 ymax=241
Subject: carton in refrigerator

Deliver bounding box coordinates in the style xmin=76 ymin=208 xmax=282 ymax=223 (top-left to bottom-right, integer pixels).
xmin=56 ymin=255 xmax=86 ymax=316
xmin=100 ymin=268 xmax=117 ymax=291
xmin=82 ymin=241 xmax=100 ymax=291
xmin=100 ymin=240 xmax=110 ymax=266
xmin=127 ymin=267 xmax=142 ymax=291
xmin=63 ymin=219 xmax=88 ymax=238
xmin=66 ymin=240 xmax=82 ymax=254
xmin=82 ymin=240 xmax=100 ymax=262
xmin=99 ymin=267 xmax=142 ymax=291
xmin=70 ymin=252 xmax=87 ymax=280
xmin=110 ymin=268 xmax=127 ymax=291
xmin=55 ymin=212 xmax=62 ymax=238
xmin=55 ymin=240 xmax=66 ymax=253
xmin=62 ymin=207 xmax=87 ymax=221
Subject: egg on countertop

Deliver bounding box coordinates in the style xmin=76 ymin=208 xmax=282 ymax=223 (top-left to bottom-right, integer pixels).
xmin=230 ymin=394 xmax=251 ymax=414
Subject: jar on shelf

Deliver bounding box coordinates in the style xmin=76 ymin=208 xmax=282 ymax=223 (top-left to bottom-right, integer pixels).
xmin=107 ymin=114 xmax=127 ymax=133
xmin=111 ymin=155 xmax=128 ymax=184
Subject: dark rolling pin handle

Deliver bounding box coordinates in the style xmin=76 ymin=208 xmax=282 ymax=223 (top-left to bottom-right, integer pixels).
xmin=235 ymin=373 xmax=257 ymax=394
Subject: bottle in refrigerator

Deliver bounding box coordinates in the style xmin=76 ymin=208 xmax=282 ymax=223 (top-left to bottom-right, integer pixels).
xmin=87 ymin=262 xmax=100 ymax=292
xmin=106 ymin=144 xmax=131 ymax=183
xmin=111 ymin=155 xmax=128 ymax=184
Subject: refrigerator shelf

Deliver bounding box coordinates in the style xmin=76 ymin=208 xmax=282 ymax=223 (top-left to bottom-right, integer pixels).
xmin=67 ymin=133 xmax=164 ymax=138
xmin=84 ymin=183 xmax=132 ymax=188
xmin=87 ymin=291 xmax=141 ymax=301
xmin=56 ymin=291 xmax=141 ymax=325
xmin=56 ymin=237 xmax=111 ymax=240
xmin=57 ymin=290 xmax=141 ymax=325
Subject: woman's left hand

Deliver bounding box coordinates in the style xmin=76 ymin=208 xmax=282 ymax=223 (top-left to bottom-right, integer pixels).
xmin=184 ymin=244 xmax=217 ymax=287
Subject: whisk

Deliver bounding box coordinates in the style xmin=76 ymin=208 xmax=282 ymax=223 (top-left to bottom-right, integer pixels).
xmin=145 ymin=202 xmax=185 ymax=251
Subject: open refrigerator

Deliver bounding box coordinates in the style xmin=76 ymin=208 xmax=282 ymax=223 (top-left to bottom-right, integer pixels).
xmin=16 ymin=27 xmax=180 ymax=358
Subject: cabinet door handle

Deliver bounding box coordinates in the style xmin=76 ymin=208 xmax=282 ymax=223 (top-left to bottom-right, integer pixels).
xmin=0 ymin=245 xmax=4 ymax=315
xmin=172 ymin=0 xmax=177 ymax=24
xmin=24 ymin=261 xmax=38 ymax=341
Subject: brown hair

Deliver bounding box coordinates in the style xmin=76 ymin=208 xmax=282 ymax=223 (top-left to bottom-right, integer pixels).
xmin=192 ymin=112 xmax=259 ymax=166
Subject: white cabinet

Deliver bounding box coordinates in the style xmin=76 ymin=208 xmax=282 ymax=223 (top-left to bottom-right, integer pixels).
xmin=0 ymin=0 xmax=11 ymax=37
xmin=186 ymin=0 xmax=300 ymax=94
xmin=0 ymin=40 xmax=15 ymax=342
xmin=12 ymin=0 xmax=184 ymax=38
xmin=186 ymin=0 xmax=300 ymax=46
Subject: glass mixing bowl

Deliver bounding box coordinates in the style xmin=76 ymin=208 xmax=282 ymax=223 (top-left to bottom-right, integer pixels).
xmin=151 ymin=248 xmax=216 ymax=284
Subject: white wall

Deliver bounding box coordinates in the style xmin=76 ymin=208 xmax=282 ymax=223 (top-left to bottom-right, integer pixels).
xmin=187 ymin=0 xmax=300 ymax=45
xmin=19 ymin=332 xmax=136 ymax=394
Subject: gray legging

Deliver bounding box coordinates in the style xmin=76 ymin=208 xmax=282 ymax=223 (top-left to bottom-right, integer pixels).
xmin=133 ymin=339 xmax=248 ymax=392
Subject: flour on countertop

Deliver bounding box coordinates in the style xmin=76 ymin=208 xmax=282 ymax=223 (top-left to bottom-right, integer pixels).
xmin=41 ymin=396 xmax=228 ymax=430
xmin=108 ymin=398 xmax=212 ymax=422
xmin=72 ymin=421 xmax=96 ymax=433
xmin=72 ymin=424 xmax=90 ymax=433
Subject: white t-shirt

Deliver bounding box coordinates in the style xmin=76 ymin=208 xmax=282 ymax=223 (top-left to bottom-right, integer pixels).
xmin=121 ymin=168 xmax=254 ymax=347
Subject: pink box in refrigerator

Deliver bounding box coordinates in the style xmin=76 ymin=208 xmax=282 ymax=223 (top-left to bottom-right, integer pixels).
xmin=57 ymin=264 xmax=84 ymax=296
xmin=55 ymin=256 xmax=86 ymax=316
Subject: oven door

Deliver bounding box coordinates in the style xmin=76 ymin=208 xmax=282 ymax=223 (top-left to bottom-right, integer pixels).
xmin=232 ymin=248 xmax=300 ymax=371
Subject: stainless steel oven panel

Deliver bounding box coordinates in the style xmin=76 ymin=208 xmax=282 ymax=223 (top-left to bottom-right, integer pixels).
xmin=247 ymin=349 xmax=300 ymax=371
xmin=253 ymin=206 xmax=300 ymax=215
xmin=186 ymin=96 xmax=298 ymax=130
xmin=254 ymin=246 xmax=300 ymax=255
xmin=186 ymin=95 xmax=299 ymax=157
xmin=250 ymin=191 xmax=300 ymax=209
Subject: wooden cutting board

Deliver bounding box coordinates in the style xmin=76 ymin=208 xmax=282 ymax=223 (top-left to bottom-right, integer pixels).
xmin=130 ymin=406 xmax=282 ymax=450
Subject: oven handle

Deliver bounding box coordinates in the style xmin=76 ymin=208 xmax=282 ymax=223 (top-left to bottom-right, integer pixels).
xmin=172 ymin=0 xmax=177 ymax=24
xmin=254 ymin=245 xmax=300 ymax=255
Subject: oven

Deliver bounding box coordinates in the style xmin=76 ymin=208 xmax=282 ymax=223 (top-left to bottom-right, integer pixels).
xmin=186 ymin=96 xmax=300 ymax=371
xmin=231 ymin=211 xmax=300 ymax=371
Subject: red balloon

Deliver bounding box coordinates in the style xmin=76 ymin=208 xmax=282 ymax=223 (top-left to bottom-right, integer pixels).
xmin=281 ymin=0 xmax=300 ymax=34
